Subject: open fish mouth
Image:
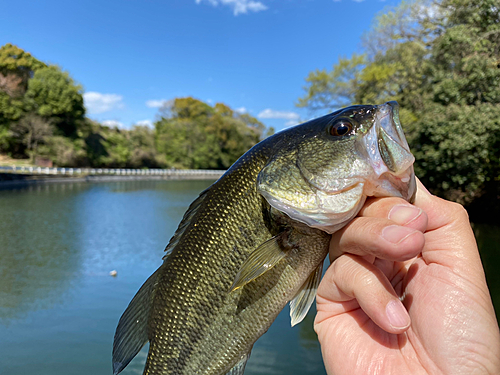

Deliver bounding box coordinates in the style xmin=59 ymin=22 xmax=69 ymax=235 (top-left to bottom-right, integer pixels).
xmin=361 ymin=101 xmax=416 ymax=202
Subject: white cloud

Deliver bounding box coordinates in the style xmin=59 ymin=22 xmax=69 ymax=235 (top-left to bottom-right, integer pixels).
xmin=235 ymin=107 xmax=247 ymax=114
xmin=102 ymin=120 xmax=124 ymax=128
xmin=258 ymin=109 xmax=300 ymax=121
xmin=83 ymin=92 xmax=124 ymax=114
xmin=135 ymin=119 xmax=153 ymax=127
xmin=145 ymin=99 xmax=169 ymax=108
xmin=195 ymin=0 xmax=268 ymax=15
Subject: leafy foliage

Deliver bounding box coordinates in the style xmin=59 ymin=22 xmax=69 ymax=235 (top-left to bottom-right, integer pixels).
xmin=297 ymin=0 xmax=500 ymax=213
xmin=24 ymin=65 xmax=85 ymax=136
xmin=9 ymin=113 xmax=53 ymax=162
xmin=0 ymin=45 xmax=270 ymax=170
xmin=0 ymin=44 xmax=85 ymax=155
xmin=0 ymin=43 xmax=46 ymax=97
xmin=155 ymin=98 xmax=266 ymax=169
xmin=296 ymin=54 xmax=366 ymax=111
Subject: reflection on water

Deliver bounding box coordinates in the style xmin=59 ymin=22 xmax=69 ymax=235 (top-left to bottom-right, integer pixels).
xmin=0 ymin=180 xmax=498 ymax=375
xmin=0 ymin=183 xmax=88 ymax=320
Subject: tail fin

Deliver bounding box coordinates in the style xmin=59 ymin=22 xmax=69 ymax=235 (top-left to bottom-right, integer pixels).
xmin=112 ymin=268 xmax=160 ymax=374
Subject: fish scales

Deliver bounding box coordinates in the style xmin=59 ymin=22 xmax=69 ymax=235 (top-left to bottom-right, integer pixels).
xmin=147 ymin=135 xmax=328 ymax=375
xmin=114 ymin=102 xmax=416 ymax=375
xmin=146 ymin=144 xmax=279 ymax=374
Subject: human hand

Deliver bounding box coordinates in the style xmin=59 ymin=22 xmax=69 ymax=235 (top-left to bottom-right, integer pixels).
xmin=315 ymin=179 xmax=500 ymax=374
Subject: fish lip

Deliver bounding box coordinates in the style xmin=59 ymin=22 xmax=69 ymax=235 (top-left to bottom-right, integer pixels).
xmin=297 ymin=161 xmax=364 ymax=194
xmin=302 ymin=165 xmax=415 ymax=203
xmin=307 ymin=178 xmax=362 ymax=197
xmin=257 ymin=101 xmax=416 ymax=235
xmin=258 ymin=181 xmax=367 ymax=234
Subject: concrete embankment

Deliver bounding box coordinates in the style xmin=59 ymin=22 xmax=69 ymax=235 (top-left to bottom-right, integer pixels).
xmin=0 ymin=170 xmax=225 ymax=189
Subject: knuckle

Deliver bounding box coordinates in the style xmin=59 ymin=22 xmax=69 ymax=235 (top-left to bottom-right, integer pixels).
xmin=357 ymin=270 xmax=376 ymax=289
xmin=448 ymin=201 xmax=469 ymax=222
xmin=333 ymin=255 xmax=373 ymax=289
xmin=331 ymin=255 xmax=348 ymax=277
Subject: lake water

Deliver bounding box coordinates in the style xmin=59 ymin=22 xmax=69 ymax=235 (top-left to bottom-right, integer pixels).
xmin=0 ymin=180 xmax=326 ymax=375
xmin=0 ymin=180 xmax=499 ymax=375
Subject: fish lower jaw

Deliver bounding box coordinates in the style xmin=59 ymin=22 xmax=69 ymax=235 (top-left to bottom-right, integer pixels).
xmin=362 ymin=167 xmax=415 ymax=200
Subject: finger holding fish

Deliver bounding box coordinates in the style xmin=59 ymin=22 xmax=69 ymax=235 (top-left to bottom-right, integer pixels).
xmin=329 ymin=197 xmax=428 ymax=262
xmin=317 ymin=197 xmax=428 ymax=335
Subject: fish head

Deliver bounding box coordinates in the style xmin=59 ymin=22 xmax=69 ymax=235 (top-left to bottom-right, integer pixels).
xmin=257 ymin=101 xmax=416 ymax=234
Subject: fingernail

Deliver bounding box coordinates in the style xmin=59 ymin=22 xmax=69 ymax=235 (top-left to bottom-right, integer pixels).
xmin=386 ymin=299 xmax=410 ymax=329
xmin=388 ymin=205 xmax=422 ymax=225
xmin=381 ymin=225 xmax=417 ymax=244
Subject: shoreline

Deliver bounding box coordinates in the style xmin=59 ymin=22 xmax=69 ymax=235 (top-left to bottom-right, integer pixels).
xmin=0 ymin=171 xmax=225 ymax=189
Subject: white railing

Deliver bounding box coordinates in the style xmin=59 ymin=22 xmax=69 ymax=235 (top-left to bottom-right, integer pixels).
xmin=0 ymin=165 xmax=224 ymax=177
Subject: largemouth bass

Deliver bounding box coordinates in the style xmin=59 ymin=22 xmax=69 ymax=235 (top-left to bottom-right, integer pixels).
xmin=113 ymin=101 xmax=416 ymax=375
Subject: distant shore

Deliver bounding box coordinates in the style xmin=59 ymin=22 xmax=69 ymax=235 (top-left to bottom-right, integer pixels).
xmin=0 ymin=170 xmax=225 ymax=189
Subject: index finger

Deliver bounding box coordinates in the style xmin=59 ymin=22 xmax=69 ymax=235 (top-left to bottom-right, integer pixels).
xmin=329 ymin=196 xmax=427 ymax=262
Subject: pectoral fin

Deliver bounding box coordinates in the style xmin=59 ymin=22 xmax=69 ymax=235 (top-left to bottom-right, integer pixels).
xmin=230 ymin=234 xmax=287 ymax=292
xmin=289 ymin=262 xmax=323 ymax=327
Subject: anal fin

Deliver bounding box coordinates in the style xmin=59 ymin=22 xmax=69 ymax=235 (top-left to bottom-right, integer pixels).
xmin=289 ymin=261 xmax=323 ymax=327
xmin=225 ymin=350 xmax=252 ymax=375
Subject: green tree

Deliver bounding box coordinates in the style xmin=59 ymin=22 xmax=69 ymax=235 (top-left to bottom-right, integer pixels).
xmin=9 ymin=113 xmax=53 ymax=162
xmin=409 ymin=0 xmax=500 ymax=209
xmin=296 ymin=54 xmax=366 ymax=112
xmin=297 ymin=0 xmax=500 ymax=213
xmin=0 ymin=43 xmax=46 ymax=98
xmin=38 ymin=136 xmax=88 ymax=167
xmin=0 ymin=44 xmax=47 ymax=149
xmin=24 ymin=65 xmax=85 ymax=137
xmin=0 ymin=44 xmax=86 ymax=158
xmin=129 ymin=125 xmax=164 ymax=168
xmin=155 ymin=97 xmax=267 ymax=169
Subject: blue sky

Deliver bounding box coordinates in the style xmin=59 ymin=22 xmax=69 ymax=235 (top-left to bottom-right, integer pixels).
xmin=1 ymin=0 xmax=401 ymax=132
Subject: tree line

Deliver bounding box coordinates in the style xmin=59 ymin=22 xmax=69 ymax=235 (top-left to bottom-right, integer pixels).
xmin=0 ymin=44 xmax=272 ymax=170
xmin=297 ymin=0 xmax=500 ymax=216
xmin=1 ymin=0 xmax=499 ymax=216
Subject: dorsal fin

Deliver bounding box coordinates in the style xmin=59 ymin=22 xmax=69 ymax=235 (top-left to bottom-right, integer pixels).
xmin=112 ymin=268 xmax=160 ymax=375
xmin=163 ymin=186 xmax=211 ymax=259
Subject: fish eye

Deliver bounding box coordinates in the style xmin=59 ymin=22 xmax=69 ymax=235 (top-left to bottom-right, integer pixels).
xmin=328 ymin=119 xmax=353 ymax=137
